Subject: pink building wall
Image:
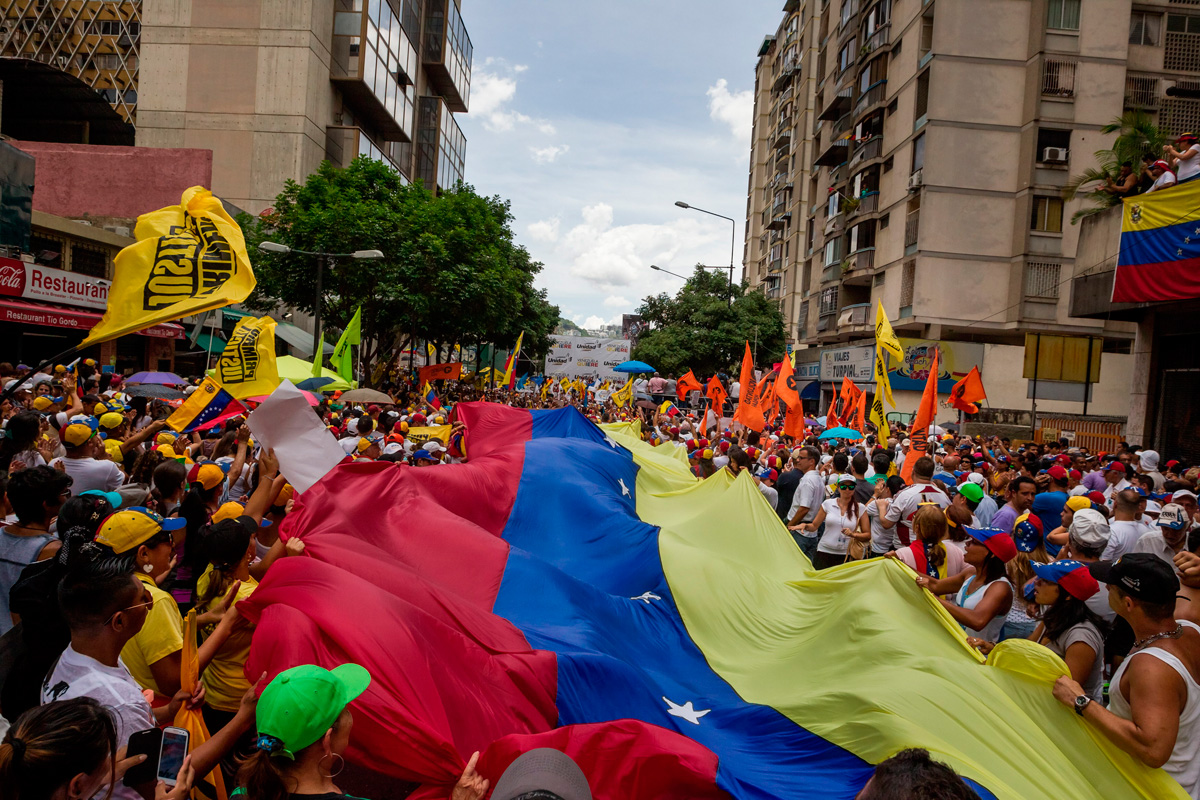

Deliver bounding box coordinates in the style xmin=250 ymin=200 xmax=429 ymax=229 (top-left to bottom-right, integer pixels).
xmin=11 ymin=140 xmax=213 ymax=219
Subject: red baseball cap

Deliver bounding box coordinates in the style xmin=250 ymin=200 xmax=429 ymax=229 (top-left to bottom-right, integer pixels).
xmin=1087 ymin=490 xmax=1107 ymax=505
xmin=1047 ymin=465 xmax=1069 ymax=481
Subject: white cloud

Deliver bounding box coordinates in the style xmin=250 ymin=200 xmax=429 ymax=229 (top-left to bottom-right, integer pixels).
xmin=706 ymin=78 xmax=753 ymax=144
xmin=603 ymin=295 xmax=630 ymax=308
xmin=526 ymin=217 xmax=560 ymax=242
xmin=530 ymin=144 xmax=570 ymax=164
xmin=468 ymin=66 xmax=556 ymax=134
xmin=581 ymin=314 xmax=620 ymax=330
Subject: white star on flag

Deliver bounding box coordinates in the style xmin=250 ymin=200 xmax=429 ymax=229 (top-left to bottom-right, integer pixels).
xmin=631 ymin=592 xmax=661 ymax=603
xmin=604 ymin=436 xmax=620 ymax=449
xmin=618 ymin=478 xmax=631 ymax=497
xmin=664 ymin=697 xmax=711 ymax=725
xmin=1179 ymin=248 xmax=1185 ymax=257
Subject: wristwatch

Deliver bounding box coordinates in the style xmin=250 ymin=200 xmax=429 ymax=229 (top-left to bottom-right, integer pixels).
xmin=1074 ymin=695 xmax=1092 ymax=716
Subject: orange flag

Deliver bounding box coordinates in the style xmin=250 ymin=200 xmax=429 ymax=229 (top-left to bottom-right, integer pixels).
xmin=901 ymin=348 xmax=939 ymax=485
xmin=175 ymin=610 xmax=228 ymax=800
xmin=839 ymin=376 xmax=862 ymax=417
xmin=706 ymin=375 xmax=728 ymax=416
xmin=757 ymin=372 xmax=778 ymax=425
xmin=784 ymin=403 xmax=807 ymax=441
xmin=733 ymin=342 xmax=764 ymax=431
xmin=825 ymin=383 xmax=842 ymax=428
xmin=676 ymin=369 xmax=703 ymax=400
xmin=853 ymin=388 xmax=867 ymax=432
xmin=948 ymin=365 xmax=986 ymax=414
xmin=776 ymin=355 xmax=801 ymax=411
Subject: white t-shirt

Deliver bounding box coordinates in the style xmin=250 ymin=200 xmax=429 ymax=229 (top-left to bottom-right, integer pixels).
xmin=42 ymin=645 xmax=153 ymax=800
xmin=1148 ymin=170 xmax=1177 ymax=193
xmin=50 ymin=456 xmax=123 ymax=495
xmin=787 ymin=469 xmax=827 ymax=534
xmin=11 ymin=449 xmax=45 ymax=469
xmin=817 ymin=497 xmax=863 ymax=554
xmin=759 ymin=483 xmax=778 ymax=510
xmin=1102 ymin=519 xmax=1151 ymax=561
xmin=883 ymin=482 xmax=949 ymax=549
xmin=1177 ymin=145 xmax=1200 ymax=182
xmin=866 ymin=499 xmax=891 ymax=554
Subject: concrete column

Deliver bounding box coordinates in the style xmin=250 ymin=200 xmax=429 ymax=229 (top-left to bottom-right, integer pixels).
xmin=1125 ymin=311 xmax=1155 ymax=446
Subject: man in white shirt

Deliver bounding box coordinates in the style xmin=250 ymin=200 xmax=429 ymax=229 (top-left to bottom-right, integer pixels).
xmin=880 ymin=456 xmax=949 ymax=549
xmin=1133 ymin=502 xmax=1190 ymax=571
xmin=758 ymin=468 xmax=779 ymax=511
xmin=1165 ymin=132 xmax=1200 ymax=183
xmin=1103 ymin=488 xmax=1152 ymax=561
xmin=1102 ymin=462 xmax=1132 ymax=505
xmin=786 ymin=446 xmax=826 ymax=560
xmin=1136 ymin=449 xmax=1167 ymax=492
xmin=1145 ymin=159 xmax=1177 ymax=194
xmin=50 ymin=420 xmax=123 ymax=496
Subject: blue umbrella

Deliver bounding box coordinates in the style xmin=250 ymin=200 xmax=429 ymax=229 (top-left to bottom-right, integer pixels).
xmin=818 ymin=426 xmax=864 ymax=441
xmin=126 ymin=371 xmax=186 ymax=385
xmin=613 ymin=360 xmax=655 ymax=373
xmin=297 ymin=376 xmax=337 ymax=391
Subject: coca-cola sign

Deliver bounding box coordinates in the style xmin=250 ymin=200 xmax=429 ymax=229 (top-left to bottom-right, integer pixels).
xmin=0 ymin=257 xmax=109 ymax=311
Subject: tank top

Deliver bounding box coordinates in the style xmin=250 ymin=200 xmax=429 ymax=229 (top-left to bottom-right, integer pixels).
xmin=1108 ymin=620 xmax=1200 ymax=798
xmin=0 ymin=528 xmax=55 ymax=636
xmin=955 ymin=576 xmax=1012 ymax=642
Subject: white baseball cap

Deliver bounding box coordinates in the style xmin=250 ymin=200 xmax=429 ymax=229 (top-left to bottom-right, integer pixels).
xmin=1069 ymin=508 xmax=1111 ymax=548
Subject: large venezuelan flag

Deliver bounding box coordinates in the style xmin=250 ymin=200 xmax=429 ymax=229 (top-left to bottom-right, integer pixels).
xmin=1114 ymin=179 xmax=1200 ymax=303
xmin=239 ymin=402 xmax=1186 ymax=800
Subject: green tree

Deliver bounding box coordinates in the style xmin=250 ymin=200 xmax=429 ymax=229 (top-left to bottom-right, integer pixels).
xmin=238 ymin=157 xmax=558 ymax=383
xmin=631 ymin=267 xmax=786 ymax=377
xmin=1062 ymin=111 xmax=1170 ymax=223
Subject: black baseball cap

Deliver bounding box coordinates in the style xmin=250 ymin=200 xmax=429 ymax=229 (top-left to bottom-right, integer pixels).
xmin=1088 ymin=553 xmax=1180 ymax=605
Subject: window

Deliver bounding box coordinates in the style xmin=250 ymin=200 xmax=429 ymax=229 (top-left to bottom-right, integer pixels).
xmin=1025 ymin=261 xmax=1061 ymax=299
xmin=1130 ymin=12 xmax=1160 ymax=46
xmin=828 ymin=191 xmax=841 ymax=217
xmin=819 ymin=286 xmax=840 ymax=315
xmin=874 ymin=271 xmax=886 ymax=286
xmin=911 ymin=133 xmax=925 ymax=172
xmin=1166 ymin=15 xmax=1200 ymax=73
xmin=1047 ymin=0 xmax=1080 ymax=31
xmin=919 ymin=16 xmax=934 ymax=60
xmin=839 ymin=39 xmax=856 ymax=73
xmin=1036 ymin=128 xmax=1071 ymax=162
xmin=883 ymin=156 xmax=894 ymax=172
xmin=880 ymin=213 xmax=890 ymax=228
xmin=70 ymin=246 xmax=109 ymax=279
xmin=1031 ymin=197 xmax=1064 ymax=233
xmin=914 ymin=70 xmax=930 ymax=120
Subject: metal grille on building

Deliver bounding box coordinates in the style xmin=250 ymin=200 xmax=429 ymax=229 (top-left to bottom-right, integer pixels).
xmin=1025 ymin=261 xmax=1061 ymax=299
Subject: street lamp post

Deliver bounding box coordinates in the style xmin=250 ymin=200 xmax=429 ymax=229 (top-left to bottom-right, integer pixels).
xmin=257 ymin=242 xmax=384 ymax=359
xmin=674 ymin=201 xmax=736 ymax=298
xmin=649 ymin=264 xmax=689 ymax=281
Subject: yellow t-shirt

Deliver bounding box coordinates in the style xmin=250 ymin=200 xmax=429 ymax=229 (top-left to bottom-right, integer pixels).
xmin=196 ymin=567 xmax=257 ymax=712
xmin=121 ymin=572 xmax=183 ymax=697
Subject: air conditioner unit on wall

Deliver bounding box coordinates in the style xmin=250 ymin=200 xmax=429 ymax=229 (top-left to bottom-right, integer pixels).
xmin=907 ymin=169 xmax=924 ymax=191
xmin=1043 ymin=147 xmax=1069 ymax=163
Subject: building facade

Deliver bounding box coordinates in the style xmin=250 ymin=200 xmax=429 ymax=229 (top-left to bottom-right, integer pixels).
xmin=744 ymin=0 xmax=1199 ymax=425
xmin=1 ymin=0 xmax=471 ymax=212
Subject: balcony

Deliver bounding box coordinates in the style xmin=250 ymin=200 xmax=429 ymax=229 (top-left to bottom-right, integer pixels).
xmin=863 ymin=22 xmax=891 ymax=55
xmin=1042 ymin=57 xmax=1076 ymax=98
xmin=854 ymin=79 xmax=888 ymax=115
xmin=769 ymin=256 xmax=785 ymax=273
xmin=848 ymin=136 xmax=882 ymax=169
xmin=774 ymin=56 xmax=801 ymax=90
xmin=818 ymin=87 xmax=853 ymax=121
xmin=842 ymin=248 xmax=875 ymax=285
xmin=330 ymin=0 xmax=417 ymax=140
xmin=768 ymin=211 xmax=792 ymax=230
xmin=814 ymin=136 xmax=852 ymax=167
xmin=848 ymin=191 xmax=878 ymax=218
xmin=1125 ymin=74 xmax=1160 ymax=110
xmin=773 ymin=128 xmax=792 ymax=151
xmin=837 ymin=302 xmax=870 ymax=328
xmin=422 ymin=0 xmax=472 ymax=112
xmin=325 ymin=125 xmax=402 ymax=173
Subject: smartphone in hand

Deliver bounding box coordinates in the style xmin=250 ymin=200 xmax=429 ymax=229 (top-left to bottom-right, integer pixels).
xmin=157 ymin=727 xmax=190 ymax=786
xmin=122 ymin=728 xmax=162 ymax=788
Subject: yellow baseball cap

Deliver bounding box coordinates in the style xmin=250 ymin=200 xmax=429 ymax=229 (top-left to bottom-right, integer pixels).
xmin=31 ymin=396 xmax=54 ymax=411
xmin=356 ymin=438 xmax=375 ymax=453
xmin=188 ymin=462 xmax=228 ymax=490
xmin=95 ymin=507 xmax=186 ymax=554
xmin=62 ymin=421 xmax=97 ymax=447
xmin=156 ymin=431 xmax=178 ymax=445
xmin=103 ymin=439 xmax=124 ymax=461
xmin=98 ymin=412 xmax=124 ymax=430
xmin=156 ymin=443 xmax=178 ymax=458
xmin=212 ymin=501 xmax=271 ymax=528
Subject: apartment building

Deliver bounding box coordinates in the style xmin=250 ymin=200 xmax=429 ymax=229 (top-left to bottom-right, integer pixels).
xmin=744 ymin=0 xmax=1200 ymax=420
xmin=1 ymin=0 xmax=471 ymax=213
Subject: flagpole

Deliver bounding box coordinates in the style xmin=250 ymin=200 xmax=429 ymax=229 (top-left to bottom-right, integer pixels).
xmin=1 ymin=344 xmax=82 ymax=402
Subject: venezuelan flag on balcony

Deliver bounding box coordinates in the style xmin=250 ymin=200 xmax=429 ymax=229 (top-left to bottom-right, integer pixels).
xmin=240 ymin=402 xmax=1186 ymax=800
xmin=1114 ymin=179 xmax=1200 ymax=303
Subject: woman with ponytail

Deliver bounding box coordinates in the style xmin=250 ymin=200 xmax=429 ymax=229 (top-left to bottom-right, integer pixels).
xmin=891 ymin=504 xmax=967 ymax=584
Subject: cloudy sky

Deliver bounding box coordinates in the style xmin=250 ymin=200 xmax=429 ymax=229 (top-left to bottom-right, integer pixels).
xmin=456 ymin=1 xmax=782 ymax=330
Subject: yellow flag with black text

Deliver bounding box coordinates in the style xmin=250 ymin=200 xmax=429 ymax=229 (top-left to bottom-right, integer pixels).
xmin=214 ymin=316 xmax=279 ymax=399
xmin=870 ymin=381 xmax=890 ymax=441
xmin=82 ymin=187 xmax=255 ymax=346
xmin=874 ymin=302 xmax=903 ymax=362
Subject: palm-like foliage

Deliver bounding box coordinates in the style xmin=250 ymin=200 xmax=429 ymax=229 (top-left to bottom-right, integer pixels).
xmin=1062 ymin=111 xmax=1170 ymax=223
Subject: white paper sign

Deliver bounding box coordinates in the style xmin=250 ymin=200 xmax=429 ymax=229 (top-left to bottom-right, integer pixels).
xmin=247 ymin=381 xmax=345 ymax=493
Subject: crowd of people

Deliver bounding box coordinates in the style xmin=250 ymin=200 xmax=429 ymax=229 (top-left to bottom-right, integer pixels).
xmin=1099 ymin=131 xmax=1199 ymax=197
xmin=1 ymin=355 xmax=1198 ymax=798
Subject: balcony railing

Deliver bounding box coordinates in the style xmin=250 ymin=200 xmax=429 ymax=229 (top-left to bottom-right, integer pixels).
xmin=1124 ymin=74 xmax=1160 ymax=109
xmin=773 ymin=129 xmax=792 ymax=151
xmin=1042 ymin=58 xmax=1076 ymax=98
xmin=849 ymin=136 xmax=882 ymax=168
xmin=904 ymin=208 xmax=920 ymax=249
xmin=849 ymin=191 xmax=878 ymax=217
xmin=837 ymin=302 xmax=870 ymax=327
xmin=854 ymin=79 xmax=888 ymax=114
xmin=844 ymin=247 xmax=875 ymax=272
xmin=863 ymin=22 xmax=891 ymax=54
xmin=814 ymin=137 xmax=852 ymax=167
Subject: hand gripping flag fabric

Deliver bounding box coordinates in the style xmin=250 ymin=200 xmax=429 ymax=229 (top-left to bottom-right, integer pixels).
xmin=166 ymin=376 xmax=246 ymax=433
xmin=214 ymin=316 xmax=279 ymax=399
xmin=239 ymin=402 xmax=1184 ymax=800
xmin=82 ymin=187 xmax=255 ymax=346
xmin=1114 ymin=179 xmax=1200 ymax=303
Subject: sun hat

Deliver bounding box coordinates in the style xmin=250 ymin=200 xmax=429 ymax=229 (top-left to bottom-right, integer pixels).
xmin=255 ymin=664 xmax=371 ymax=760
xmin=95 ymin=507 xmax=186 ymax=554
xmin=1031 ymin=559 xmax=1099 ymax=601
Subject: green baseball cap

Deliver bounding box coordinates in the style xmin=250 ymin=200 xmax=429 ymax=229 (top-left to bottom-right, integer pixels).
xmin=957 ymin=482 xmax=984 ymax=503
xmin=255 ymin=664 xmax=371 ymax=759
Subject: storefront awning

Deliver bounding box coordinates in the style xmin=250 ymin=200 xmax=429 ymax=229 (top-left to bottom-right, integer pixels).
xmin=275 ymin=320 xmax=335 ymax=357
xmin=799 ymin=380 xmax=821 ymax=400
xmin=193 ymin=333 xmax=226 ymax=354
xmin=0 ymin=298 xmax=184 ymax=339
